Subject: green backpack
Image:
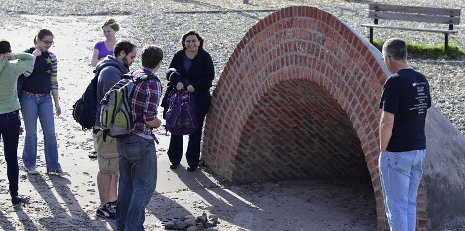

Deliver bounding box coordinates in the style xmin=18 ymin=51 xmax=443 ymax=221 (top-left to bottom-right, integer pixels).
xmin=99 ymin=72 xmax=159 ymax=140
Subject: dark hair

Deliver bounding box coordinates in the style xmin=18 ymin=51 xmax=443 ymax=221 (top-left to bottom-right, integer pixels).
xmin=382 ymin=38 xmax=407 ymax=60
xmin=102 ymin=18 xmax=120 ymax=32
xmin=34 ymin=29 xmax=54 ymax=44
xmin=181 ymin=30 xmax=204 ymax=50
xmin=0 ymin=39 xmax=11 ymax=54
xmin=142 ymin=45 xmax=163 ymax=69
xmin=114 ymin=40 xmax=136 ymax=58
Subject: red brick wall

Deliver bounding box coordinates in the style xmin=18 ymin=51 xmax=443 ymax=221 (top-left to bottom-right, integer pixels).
xmin=202 ymin=6 xmax=427 ymax=230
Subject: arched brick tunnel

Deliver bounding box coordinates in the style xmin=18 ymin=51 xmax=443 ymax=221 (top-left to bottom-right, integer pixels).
xmin=202 ymin=6 xmax=427 ymax=230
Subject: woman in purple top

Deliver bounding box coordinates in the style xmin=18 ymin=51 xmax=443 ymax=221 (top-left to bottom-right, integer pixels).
xmin=90 ymin=18 xmax=119 ymax=67
xmin=89 ymin=18 xmax=120 ymax=159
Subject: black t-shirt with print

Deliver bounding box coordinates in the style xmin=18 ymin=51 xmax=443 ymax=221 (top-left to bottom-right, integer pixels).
xmin=379 ymin=68 xmax=431 ymax=152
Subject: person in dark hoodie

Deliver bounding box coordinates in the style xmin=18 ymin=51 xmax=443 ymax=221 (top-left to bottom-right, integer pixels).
xmin=161 ymin=30 xmax=214 ymax=172
xmin=93 ymin=40 xmax=136 ymax=219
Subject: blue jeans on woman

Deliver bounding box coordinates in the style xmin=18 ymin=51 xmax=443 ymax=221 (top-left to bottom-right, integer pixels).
xmin=116 ymin=134 xmax=157 ymax=231
xmin=20 ymin=93 xmax=61 ymax=172
xmin=0 ymin=110 xmax=21 ymax=199
xmin=379 ymin=150 xmax=425 ymax=231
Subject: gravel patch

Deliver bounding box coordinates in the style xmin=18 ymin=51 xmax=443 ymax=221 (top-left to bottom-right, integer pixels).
xmin=5 ymin=0 xmax=461 ymax=133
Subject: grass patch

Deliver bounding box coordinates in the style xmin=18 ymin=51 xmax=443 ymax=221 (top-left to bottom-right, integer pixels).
xmin=372 ymin=39 xmax=465 ymax=60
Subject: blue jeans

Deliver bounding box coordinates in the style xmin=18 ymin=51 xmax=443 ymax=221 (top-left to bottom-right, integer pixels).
xmin=116 ymin=134 xmax=157 ymax=231
xmin=0 ymin=111 xmax=20 ymax=198
xmin=379 ymin=150 xmax=425 ymax=231
xmin=20 ymin=93 xmax=61 ymax=172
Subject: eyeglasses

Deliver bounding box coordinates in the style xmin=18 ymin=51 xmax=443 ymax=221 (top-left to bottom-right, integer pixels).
xmin=41 ymin=40 xmax=54 ymax=45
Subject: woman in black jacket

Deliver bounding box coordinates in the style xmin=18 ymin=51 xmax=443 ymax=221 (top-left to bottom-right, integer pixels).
xmin=162 ymin=30 xmax=214 ymax=172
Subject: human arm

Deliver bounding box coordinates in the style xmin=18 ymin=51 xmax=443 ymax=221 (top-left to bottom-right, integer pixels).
xmin=91 ymin=48 xmax=100 ymax=67
xmin=9 ymin=52 xmax=36 ymax=76
xmin=49 ymin=53 xmax=61 ymax=116
xmin=0 ymin=56 xmax=6 ymax=71
xmin=99 ymin=67 xmax=122 ymax=93
xmin=378 ymin=77 xmax=399 ymax=151
xmin=188 ymin=51 xmax=214 ymax=93
xmin=144 ymin=80 xmax=163 ymax=128
xmin=379 ymin=111 xmax=394 ymax=151
xmin=167 ymin=53 xmax=188 ymax=90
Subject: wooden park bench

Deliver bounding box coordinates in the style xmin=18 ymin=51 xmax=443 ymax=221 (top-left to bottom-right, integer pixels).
xmin=361 ymin=3 xmax=461 ymax=52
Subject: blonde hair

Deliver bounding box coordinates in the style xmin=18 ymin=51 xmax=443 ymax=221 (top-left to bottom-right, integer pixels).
xmin=102 ymin=18 xmax=120 ymax=32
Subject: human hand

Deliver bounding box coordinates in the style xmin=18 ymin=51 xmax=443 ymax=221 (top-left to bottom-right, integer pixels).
xmin=32 ymin=49 xmax=42 ymax=57
xmin=55 ymin=104 xmax=61 ymax=116
xmin=153 ymin=118 xmax=162 ymax=128
xmin=146 ymin=117 xmax=162 ymax=128
xmin=187 ymin=85 xmax=195 ymax=93
xmin=176 ymin=82 xmax=184 ymax=91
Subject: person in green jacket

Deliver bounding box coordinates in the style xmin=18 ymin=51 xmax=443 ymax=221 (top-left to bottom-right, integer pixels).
xmin=0 ymin=39 xmax=40 ymax=205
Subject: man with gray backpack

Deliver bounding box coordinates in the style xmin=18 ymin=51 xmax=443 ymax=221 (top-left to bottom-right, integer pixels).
xmin=102 ymin=45 xmax=163 ymax=231
xmin=93 ymin=40 xmax=137 ymax=220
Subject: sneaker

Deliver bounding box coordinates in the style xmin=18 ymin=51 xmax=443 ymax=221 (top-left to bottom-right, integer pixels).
xmin=96 ymin=203 xmax=116 ymax=219
xmin=108 ymin=200 xmax=117 ymax=209
xmin=26 ymin=167 xmax=39 ymax=175
xmin=47 ymin=169 xmax=64 ymax=176
xmin=88 ymin=151 xmax=97 ymax=159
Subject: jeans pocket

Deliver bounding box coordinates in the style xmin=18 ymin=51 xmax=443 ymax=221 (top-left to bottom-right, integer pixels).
xmin=389 ymin=154 xmax=412 ymax=174
xmin=124 ymin=139 xmax=144 ymax=162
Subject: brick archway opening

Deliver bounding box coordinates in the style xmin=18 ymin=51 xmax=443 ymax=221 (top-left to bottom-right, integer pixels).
xmin=233 ymin=79 xmax=370 ymax=183
xmin=202 ymin=6 xmax=427 ymax=230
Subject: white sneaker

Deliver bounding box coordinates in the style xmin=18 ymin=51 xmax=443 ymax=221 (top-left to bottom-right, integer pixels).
xmin=26 ymin=167 xmax=39 ymax=175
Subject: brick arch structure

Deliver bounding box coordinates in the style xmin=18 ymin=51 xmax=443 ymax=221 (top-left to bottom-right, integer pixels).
xmin=202 ymin=6 xmax=426 ymax=230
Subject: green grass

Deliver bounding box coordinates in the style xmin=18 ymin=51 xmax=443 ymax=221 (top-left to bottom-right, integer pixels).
xmin=372 ymin=39 xmax=465 ymax=60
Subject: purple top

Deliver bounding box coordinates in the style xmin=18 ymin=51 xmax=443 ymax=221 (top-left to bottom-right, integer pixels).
xmin=94 ymin=41 xmax=113 ymax=60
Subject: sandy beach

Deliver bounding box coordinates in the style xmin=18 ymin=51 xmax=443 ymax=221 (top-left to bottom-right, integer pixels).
xmin=0 ymin=0 xmax=464 ymax=230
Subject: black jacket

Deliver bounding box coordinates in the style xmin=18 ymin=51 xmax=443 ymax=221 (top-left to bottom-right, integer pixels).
xmin=162 ymin=49 xmax=214 ymax=117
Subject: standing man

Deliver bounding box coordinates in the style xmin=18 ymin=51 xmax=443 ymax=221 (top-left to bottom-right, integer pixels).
xmin=94 ymin=40 xmax=137 ymax=219
xmin=115 ymin=45 xmax=163 ymax=231
xmin=379 ymin=38 xmax=431 ymax=231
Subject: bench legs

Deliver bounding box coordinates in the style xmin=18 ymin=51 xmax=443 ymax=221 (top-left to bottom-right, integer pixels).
xmin=445 ymin=33 xmax=449 ymax=53
xmin=369 ymin=27 xmax=374 ymax=43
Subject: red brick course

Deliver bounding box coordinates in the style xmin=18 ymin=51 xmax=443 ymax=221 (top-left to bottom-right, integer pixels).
xmin=202 ymin=6 xmax=427 ymax=230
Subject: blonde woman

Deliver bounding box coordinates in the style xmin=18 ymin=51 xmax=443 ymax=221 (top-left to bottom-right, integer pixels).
xmin=90 ymin=18 xmax=120 ymax=67
xmin=89 ymin=18 xmax=120 ymax=159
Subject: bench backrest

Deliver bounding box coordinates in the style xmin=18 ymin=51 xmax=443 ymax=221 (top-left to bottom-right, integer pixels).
xmin=368 ymin=3 xmax=461 ymax=25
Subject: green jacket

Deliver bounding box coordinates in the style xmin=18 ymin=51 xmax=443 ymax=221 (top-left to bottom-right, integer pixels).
xmin=0 ymin=52 xmax=35 ymax=114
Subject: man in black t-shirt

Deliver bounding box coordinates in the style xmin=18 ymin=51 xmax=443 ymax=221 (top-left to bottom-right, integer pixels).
xmin=378 ymin=38 xmax=431 ymax=231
